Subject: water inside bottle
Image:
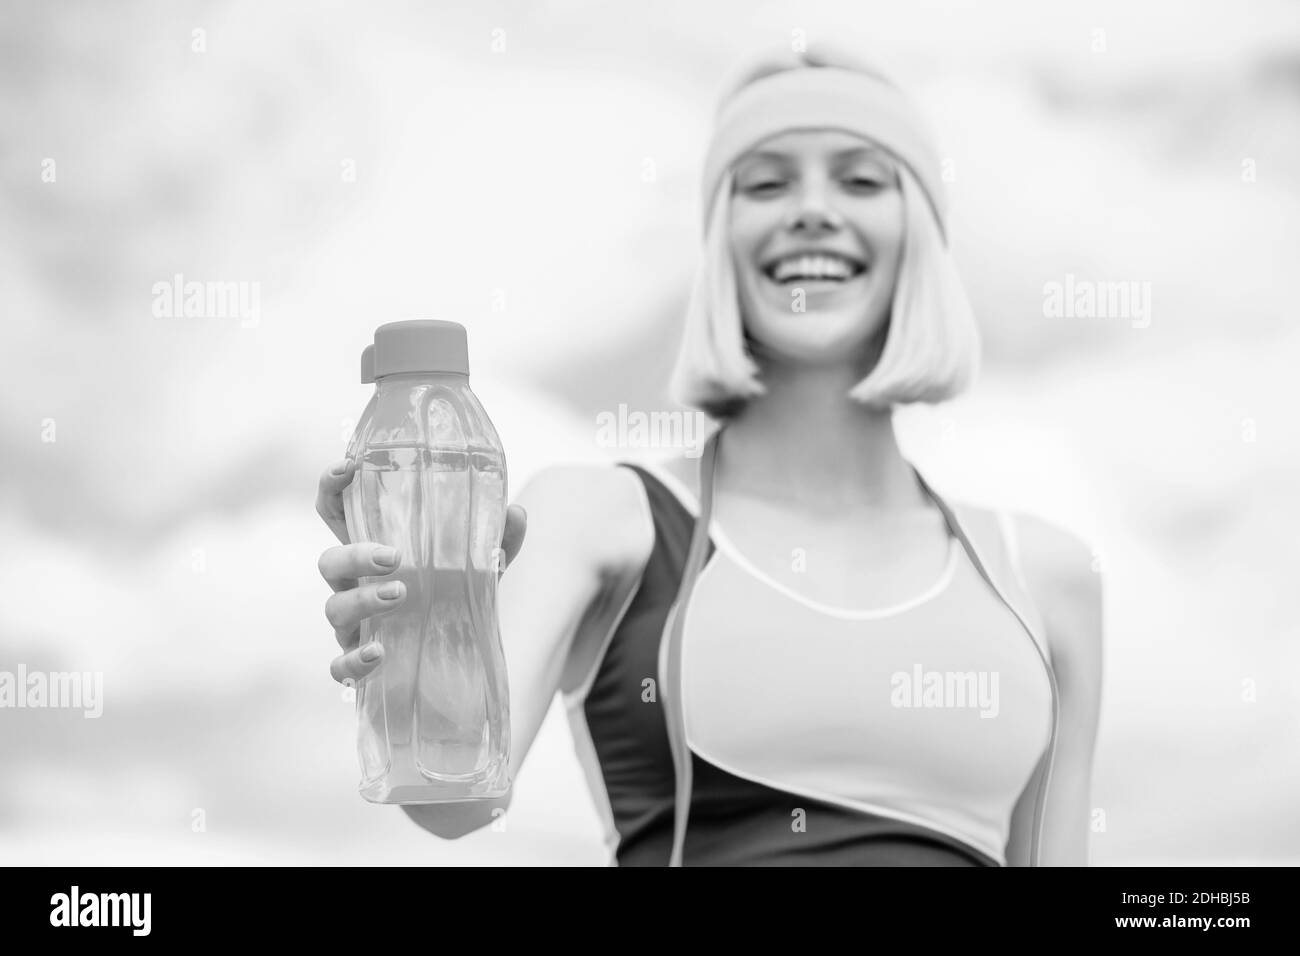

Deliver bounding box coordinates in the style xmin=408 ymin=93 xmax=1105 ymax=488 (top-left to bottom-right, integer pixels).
xmin=350 ymin=440 xmax=508 ymax=803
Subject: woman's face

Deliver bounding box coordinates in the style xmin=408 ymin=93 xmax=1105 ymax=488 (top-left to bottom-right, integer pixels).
xmin=729 ymin=129 xmax=904 ymax=365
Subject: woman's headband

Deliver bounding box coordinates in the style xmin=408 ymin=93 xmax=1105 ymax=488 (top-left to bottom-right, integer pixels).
xmin=700 ymin=66 xmax=948 ymax=240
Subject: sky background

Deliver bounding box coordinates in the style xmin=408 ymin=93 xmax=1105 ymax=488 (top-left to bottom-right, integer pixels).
xmin=2 ymin=0 xmax=1298 ymax=864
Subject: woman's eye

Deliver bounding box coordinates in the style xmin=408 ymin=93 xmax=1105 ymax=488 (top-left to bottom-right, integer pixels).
xmin=846 ymin=176 xmax=884 ymax=191
xmin=745 ymin=180 xmax=785 ymax=195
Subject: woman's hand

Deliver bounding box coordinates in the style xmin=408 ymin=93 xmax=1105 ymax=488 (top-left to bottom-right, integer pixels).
xmin=315 ymin=457 xmax=527 ymax=685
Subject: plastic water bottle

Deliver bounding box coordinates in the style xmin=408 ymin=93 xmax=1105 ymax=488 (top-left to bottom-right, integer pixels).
xmin=343 ymin=320 xmax=511 ymax=804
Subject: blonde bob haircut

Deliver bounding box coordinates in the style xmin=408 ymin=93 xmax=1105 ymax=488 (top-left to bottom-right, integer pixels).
xmin=669 ymin=48 xmax=981 ymax=420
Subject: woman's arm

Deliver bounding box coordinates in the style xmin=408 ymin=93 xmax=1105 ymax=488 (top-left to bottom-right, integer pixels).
xmin=402 ymin=463 xmax=653 ymax=839
xmin=1004 ymin=514 xmax=1105 ymax=866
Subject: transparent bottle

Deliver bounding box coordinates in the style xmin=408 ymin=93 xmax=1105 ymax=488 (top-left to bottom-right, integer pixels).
xmin=343 ymin=320 xmax=510 ymax=804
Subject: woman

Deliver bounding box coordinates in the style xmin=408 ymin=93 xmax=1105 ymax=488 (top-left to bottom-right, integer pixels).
xmin=315 ymin=47 xmax=1103 ymax=866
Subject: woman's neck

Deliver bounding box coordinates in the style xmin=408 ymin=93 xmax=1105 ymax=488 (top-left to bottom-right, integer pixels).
xmin=714 ymin=356 xmax=929 ymax=514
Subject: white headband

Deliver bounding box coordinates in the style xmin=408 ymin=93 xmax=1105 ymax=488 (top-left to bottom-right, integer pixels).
xmin=700 ymin=66 xmax=948 ymax=240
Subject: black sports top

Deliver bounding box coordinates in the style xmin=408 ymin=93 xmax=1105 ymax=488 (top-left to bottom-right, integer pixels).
xmin=560 ymin=449 xmax=1057 ymax=867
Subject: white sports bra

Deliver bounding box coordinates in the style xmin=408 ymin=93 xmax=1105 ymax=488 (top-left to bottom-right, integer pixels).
xmin=653 ymin=428 xmax=1059 ymax=867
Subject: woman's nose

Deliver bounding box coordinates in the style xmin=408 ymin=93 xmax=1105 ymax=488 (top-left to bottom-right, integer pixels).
xmin=785 ymin=180 xmax=843 ymax=232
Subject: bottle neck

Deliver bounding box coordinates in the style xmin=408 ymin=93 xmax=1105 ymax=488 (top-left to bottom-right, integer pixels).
xmin=375 ymin=371 xmax=468 ymax=387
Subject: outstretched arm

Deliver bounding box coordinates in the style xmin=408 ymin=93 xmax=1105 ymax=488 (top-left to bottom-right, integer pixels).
xmin=401 ymin=463 xmax=652 ymax=839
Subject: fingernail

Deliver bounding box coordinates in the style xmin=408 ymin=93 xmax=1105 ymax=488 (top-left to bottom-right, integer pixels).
xmin=330 ymin=460 xmax=349 ymax=476
xmin=374 ymin=546 xmax=398 ymax=567
xmin=378 ymin=581 xmax=402 ymax=600
xmin=360 ymin=642 xmax=382 ymax=662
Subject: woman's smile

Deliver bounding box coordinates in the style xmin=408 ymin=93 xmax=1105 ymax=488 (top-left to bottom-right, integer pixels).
xmin=758 ymin=246 xmax=872 ymax=306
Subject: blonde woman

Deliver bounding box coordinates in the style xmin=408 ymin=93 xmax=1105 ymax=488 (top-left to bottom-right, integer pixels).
xmin=315 ymin=47 xmax=1103 ymax=867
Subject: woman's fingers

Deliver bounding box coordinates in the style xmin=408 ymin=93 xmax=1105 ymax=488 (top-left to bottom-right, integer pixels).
xmin=321 ymin=492 xmax=520 ymax=684
xmin=330 ymin=641 xmax=385 ymax=684
xmin=316 ymin=458 xmax=358 ymax=544
xmin=318 ymin=542 xmax=402 ymax=592
xmin=325 ymin=579 xmax=407 ymax=650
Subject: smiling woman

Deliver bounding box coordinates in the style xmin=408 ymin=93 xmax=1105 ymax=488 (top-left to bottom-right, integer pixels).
xmin=620 ymin=46 xmax=1096 ymax=868
xmin=733 ymin=133 xmax=906 ymax=358
xmin=315 ymin=43 xmax=1103 ymax=868
xmin=671 ymin=50 xmax=980 ymax=419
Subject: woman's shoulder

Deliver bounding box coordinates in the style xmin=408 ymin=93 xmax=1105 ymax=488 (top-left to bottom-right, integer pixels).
xmin=514 ymin=460 xmax=655 ymax=577
xmin=929 ymin=494 xmax=1094 ymax=582
xmin=1006 ymin=512 xmax=1099 ymax=594
xmin=1001 ymin=510 xmax=1104 ymax=667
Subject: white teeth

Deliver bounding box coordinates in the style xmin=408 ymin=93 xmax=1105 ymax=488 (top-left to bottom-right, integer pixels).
xmin=769 ymin=253 xmax=862 ymax=282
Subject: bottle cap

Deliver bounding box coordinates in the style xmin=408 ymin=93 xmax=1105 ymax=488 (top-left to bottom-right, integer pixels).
xmin=363 ymin=320 xmax=469 ymax=381
xmin=361 ymin=344 xmax=375 ymax=384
